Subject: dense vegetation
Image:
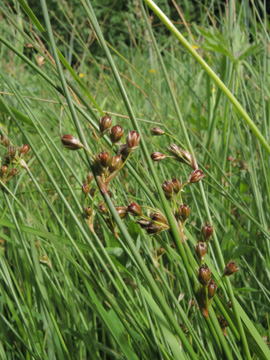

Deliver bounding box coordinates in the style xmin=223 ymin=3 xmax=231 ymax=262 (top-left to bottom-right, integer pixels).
xmin=0 ymin=0 xmax=270 ymax=359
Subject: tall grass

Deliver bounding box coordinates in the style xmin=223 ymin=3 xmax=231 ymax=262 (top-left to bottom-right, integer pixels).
xmin=0 ymin=0 xmax=270 ymax=358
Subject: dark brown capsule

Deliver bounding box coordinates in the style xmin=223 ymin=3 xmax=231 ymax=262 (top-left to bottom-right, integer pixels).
xmin=208 ymin=279 xmax=217 ymax=299
xmin=110 ymin=124 xmax=124 ymax=143
xmin=178 ymin=203 xmax=191 ymax=222
xmin=223 ymin=260 xmax=239 ymax=277
xmin=82 ymin=182 xmax=90 ymax=195
xmin=99 ymin=113 xmax=112 ymax=135
xmin=202 ymin=222 xmax=214 ymax=242
xmin=126 ymin=131 xmax=140 ymax=150
xmin=188 ymin=169 xmax=205 ymax=183
xmin=109 ymin=155 xmax=123 ymax=172
xmin=150 ymin=127 xmax=165 ymax=136
xmin=162 ymin=180 xmax=174 ymax=199
xmin=115 ymin=206 xmax=128 ymax=219
xmin=61 ymin=134 xmax=84 ymax=150
xmin=195 ymin=242 xmax=207 ymax=262
xmin=96 ymin=151 xmax=111 ymax=168
xmin=172 ymin=177 xmax=182 ymax=193
xmin=118 ymin=144 xmax=130 ymax=159
xmin=19 ymin=144 xmax=31 ymax=156
xmin=151 ymin=152 xmax=166 ymax=162
xmin=198 ymin=264 xmax=211 ymax=286
xmin=128 ymin=202 xmax=142 ymax=216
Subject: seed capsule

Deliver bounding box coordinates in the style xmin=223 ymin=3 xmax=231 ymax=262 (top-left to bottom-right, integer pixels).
xmin=150 ymin=127 xmax=165 ymax=136
xmin=172 ymin=177 xmax=182 ymax=193
xmin=223 ymin=260 xmax=239 ymax=277
xmin=110 ymin=124 xmax=124 ymax=143
xmin=90 ymin=188 xmax=96 ymax=197
xmin=84 ymin=206 xmax=92 ymax=217
xmin=178 ymin=203 xmax=191 ymax=222
xmin=136 ymin=219 xmax=150 ymax=229
xmin=168 ymin=144 xmax=196 ymax=169
xmin=157 ymin=247 xmax=165 ymax=255
xmin=162 ymin=180 xmax=174 ymax=199
xmin=19 ymin=144 xmax=31 ymax=156
xmin=128 ymin=202 xmax=142 ymax=216
xmin=118 ymin=144 xmax=130 ymax=159
xmin=146 ymin=222 xmax=163 ymax=235
xmin=7 ymin=146 xmax=17 ymax=158
xmin=87 ymin=172 xmax=94 ymax=183
xmin=198 ymin=264 xmax=211 ymax=286
xmin=202 ymin=222 xmax=214 ymax=242
xmin=95 ymin=151 xmax=111 ymax=168
xmin=208 ymin=279 xmax=217 ymax=299
xmin=188 ymin=169 xmax=205 ymax=183
xmin=1 ymin=165 xmax=8 ymax=175
xmin=126 ymin=131 xmax=140 ymax=150
xmin=195 ymin=242 xmax=207 ymax=261
xmin=151 ymin=212 xmax=168 ymax=225
xmin=82 ymin=182 xmax=90 ymax=195
xmin=218 ymin=316 xmax=228 ymax=336
xmin=2 ymin=137 xmax=10 ymax=148
xmin=115 ymin=206 xmax=128 ymax=219
xmin=151 ymin=152 xmax=166 ymax=162
xmin=99 ymin=113 xmax=112 ymax=135
xmin=61 ymin=134 xmax=84 ymax=150
xmin=109 ymin=155 xmax=123 ymax=172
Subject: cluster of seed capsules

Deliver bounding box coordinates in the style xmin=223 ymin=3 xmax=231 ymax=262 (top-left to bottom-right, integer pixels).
xmin=0 ymin=135 xmax=30 ymax=189
xmin=61 ymin=113 xmax=141 ymax=226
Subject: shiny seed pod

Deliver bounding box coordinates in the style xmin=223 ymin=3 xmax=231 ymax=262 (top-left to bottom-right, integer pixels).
xmin=151 ymin=152 xmax=166 ymax=162
xmin=19 ymin=144 xmax=31 ymax=156
xmin=178 ymin=203 xmax=191 ymax=222
xmin=188 ymin=169 xmax=205 ymax=183
xmin=128 ymin=202 xmax=142 ymax=216
xmin=109 ymin=155 xmax=123 ymax=172
xmin=61 ymin=134 xmax=84 ymax=150
xmin=150 ymin=127 xmax=165 ymax=136
xmin=198 ymin=264 xmax=211 ymax=286
xmin=96 ymin=151 xmax=111 ymax=167
xmin=208 ymin=279 xmax=217 ymax=298
xmin=151 ymin=212 xmax=168 ymax=225
xmin=223 ymin=260 xmax=239 ymax=277
xmin=195 ymin=242 xmax=207 ymax=262
xmin=126 ymin=131 xmax=140 ymax=150
xmin=110 ymin=124 xmax=124 ymax=143
xmin=202 ymin=222 xmax=214 ymax=242
xmin=162 ymin=180 xmax=174 ymax=198
xmin=1 ymin=165 xmax=8 ymax=175
xmin=99 ymin=113 xmax=112 ymax=135
xmin=115 ymin=206 xmax=128 ymax=219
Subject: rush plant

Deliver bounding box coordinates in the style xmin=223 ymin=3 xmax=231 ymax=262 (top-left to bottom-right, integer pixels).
xmin=0 ymin=0 xmax=270 ymax=359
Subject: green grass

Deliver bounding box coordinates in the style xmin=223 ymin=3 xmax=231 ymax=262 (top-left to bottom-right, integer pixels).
xmin=0 ymin=0 xmax=270 ymax=358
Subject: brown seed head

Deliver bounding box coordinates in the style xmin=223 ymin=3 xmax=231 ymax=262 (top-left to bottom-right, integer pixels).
xmin=198 ymin=264 xmax=211 ymax=286
xmin=218 ymin=316 xmax=228 ymax=336
xmin=115 ymin=206 xmax=128 ymax=219
xmin=99 ymin=113 xmax=112 ymax=135
xmin=96 ymin=151 xmax=111 ymax=168
xmin=9 ymin=168 xmax=19 ymax=179
xmin=208 ymin=279 xmax=217 ymax=298
xmin=151 ymin=152 xmax=166 ymax=162
xmin=84 ymin=206 xmax=92 ymax=217
xmin=168 ymin=144 xmax=196 ymax=169
xmin=150 ymin=127 xmax=165 ymax=136
xmin=202 ymin=222 xmax=214 ymax=242
xmin=136 ymin=219 xmax=149 ymax=229
xmin=151 ymin=212 xmax=168 ymax=225
xmin=223 ymin=260 xmax=239 ymax=277
xmin=128 ymin=202 xmax=142 ymax=216
xmin=195 ymin=242 xmax=207 ymax=262
xmin=1 ymin=165 xmax=8 ymax=175
xmin=25 ymin=42 xmax=34 ymax=49
xmin=109 ymin=155 xmax=123 ymax=172
xmin=19 ymin=144 xmax=31 ymax=156
xmin=90 ymin=188 xmax=96 ymax=197
xmin=126 ymin=131 xmax=140 ymax=150
xmin=178 ymin=203 xmax=191 ymax=222
xmin=162 ymin=180 xmax=174 ymax=198
xmin=61 ymin=134 xmax=84 ymax=150
xmin=87 ymin=172 xmax=94 ymax=183
xmin=2 ymin=137 xmax=10 ymax=148
xmin=110 ymin=124 xmax=124 ymax=143
xmin=146 ymin=222 xmax=163 ymax=235
xmin=172 ymin=177 xmax=182 ymax=193
xmin=188 ymin=169 xmax=205 ymax=183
